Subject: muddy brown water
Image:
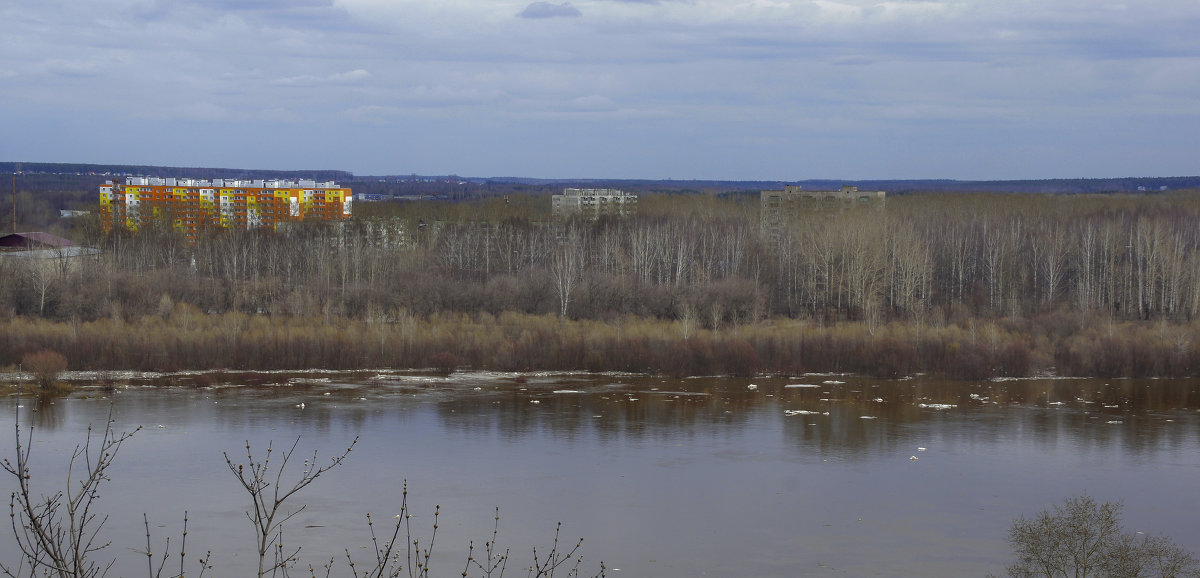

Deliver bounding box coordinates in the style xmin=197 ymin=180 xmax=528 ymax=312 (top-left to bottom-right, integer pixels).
xmin=3 ymin=372 xmax=1198 ymax=577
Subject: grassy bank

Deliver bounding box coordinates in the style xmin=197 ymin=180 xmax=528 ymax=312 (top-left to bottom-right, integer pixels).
xmin=4 ymin=309 xmax=1198 ymax=379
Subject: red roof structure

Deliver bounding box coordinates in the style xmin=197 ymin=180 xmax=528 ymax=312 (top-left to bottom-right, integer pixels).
xmin=0 ymin=232 xmax=76 ymax=249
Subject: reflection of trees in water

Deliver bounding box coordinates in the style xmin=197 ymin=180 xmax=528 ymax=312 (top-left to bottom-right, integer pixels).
xmin=435 ymin=387 xmax=722 ymax=443
xmin=43 ymin=372 xmax=1200 ymax=461
xmin=984 ymin=378 xmax=1200 ymax=410
xmin=796 ymin=378 xmax=1200 ymax=459
xmin=424 ymin=375 xmax=1200 ymax=460
xmin=30 ymin=394 xmax=65 ymax=430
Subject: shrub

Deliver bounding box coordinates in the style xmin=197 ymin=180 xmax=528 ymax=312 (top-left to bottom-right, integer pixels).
xmin=996 ymin=341 xmax=1032 ymax=378
xmin=1003 ymin=494 xmax=1200 ymax=578
xmin=719 ymin=339 xmax=760 ymax=377
xmin=430 ymin=351 xmax=458 ymax=376
xmin=945 ymin=341 xmax=993 ymax=380
xmin=869 ymin=337 xmax=917 ymax=379
xmin=22 ymin=349 xmax=67 ymax=390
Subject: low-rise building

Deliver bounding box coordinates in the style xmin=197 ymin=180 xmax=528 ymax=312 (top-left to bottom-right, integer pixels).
xmin=0 ymin=232 xmax=101 ymax=273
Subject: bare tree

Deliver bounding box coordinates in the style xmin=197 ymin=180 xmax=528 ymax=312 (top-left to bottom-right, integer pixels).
xmin=341 ymin=483 xmax=439 ymax=578
xmin=224 ymin=436 xmax=358 ymax=577
xmin=1033 ymin=219 xmax=1072 ymax=308
xmin=1 ymin=401 xmax=140 ymax=578
xmin=1004 ymin=494 xmax=1199 ymax=578
xmin=550 ymin=227 xmax=585 ymax=318
xmin=19 ymin=255 xmax=60 ymax=317
xmin=2 ymin=402 xmax=601 ymax=578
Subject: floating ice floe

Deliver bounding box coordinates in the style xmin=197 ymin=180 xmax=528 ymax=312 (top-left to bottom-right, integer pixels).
xmin=784 ymin=384 xmax=821 ymax=388
xmin=784 ymin=410 xmax=821 ymax=416
xmin=872 ymin=398 xmax=884 ymax=403
xmin=553 ymin=389 xmax=582 ymax=394
xmin=1106 ymin=420 xmax=1123 ymax=424
xmin=1049 ymin=401 xmax=1066 ymax=406
xmin=823 ymin=380 xmax=845 ymax=385
xmin=747 ymin=384 xmax=758 ymax=390
xmin=917 ymin=447 xmax=927 ymax=452
xmin=860 ymin=416 xmax=878 ymax=420
xmin=917 ymin=403 xmax=956 ymax=410
xmin=909 ymin=456 xmax=919 ymax=461
xmin=530 ymin=400 xmax=541 ymax=404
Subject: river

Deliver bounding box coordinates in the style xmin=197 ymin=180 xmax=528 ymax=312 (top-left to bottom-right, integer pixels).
xmin=2 ymin=371 xmax=1199 ymax=577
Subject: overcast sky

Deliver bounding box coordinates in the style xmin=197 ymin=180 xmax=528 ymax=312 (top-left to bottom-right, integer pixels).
xmin=1 ymin=0 xmax=1197 ymax=180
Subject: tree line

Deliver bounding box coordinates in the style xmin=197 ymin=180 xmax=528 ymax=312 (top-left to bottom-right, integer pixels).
xmin=4 ymin=190 xmax=1200 ymax=377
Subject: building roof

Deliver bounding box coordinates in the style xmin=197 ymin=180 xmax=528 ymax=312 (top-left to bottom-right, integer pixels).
xmin=0 ymin=232 xmax=77 ymax=249
xmin=0 ymin=246 xmax=101 ymax=260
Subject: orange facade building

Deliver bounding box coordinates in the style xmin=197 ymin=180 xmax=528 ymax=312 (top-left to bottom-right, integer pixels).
xmin=100 ymin=177 xmax=352 ymax=240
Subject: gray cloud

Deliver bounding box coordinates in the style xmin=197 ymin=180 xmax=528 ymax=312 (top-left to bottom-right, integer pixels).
xmin=274 ymin=69 xmax=372 ymax=86
xmin=3 ymin=0 xmax=1200 ymax=179
xmin=39 ymin=59 xmax=105 ymax=78
xmin=518 ymin=2 xmax=582 ymax=19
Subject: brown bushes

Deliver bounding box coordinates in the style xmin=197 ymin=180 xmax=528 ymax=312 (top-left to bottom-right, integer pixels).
xmin=429 ymin=351 xmax=459 ymax=375
xmin=944 ymin=341 xmax=993 ymax=380
xmin=2 ymin=311 xmax=1198 ymax=380
xmin=12 ymin=190 xmax=1200 ymax=383
xmin=995 ymin=341 xmax=1032 ymax=377
xmin=21 ymin=349 xmax=68 ymax=390
xmin=867 ymin=337 xmax=918 ymax=379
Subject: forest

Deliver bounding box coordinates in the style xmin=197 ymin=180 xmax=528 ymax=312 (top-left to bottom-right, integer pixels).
xmin=5 ymin=188 xmax=1200 ymax=379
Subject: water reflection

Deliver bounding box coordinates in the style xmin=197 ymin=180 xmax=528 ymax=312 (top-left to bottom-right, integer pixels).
xmin=2 ymin=372 xmax=1199 ymax=578
xmin=48 ymin=372 xmax=1200 ymax=460
xmin=410 ymin=374 xmax=1200 ymax=461
xmin=29 ymin=394 xmax=66 ymax=430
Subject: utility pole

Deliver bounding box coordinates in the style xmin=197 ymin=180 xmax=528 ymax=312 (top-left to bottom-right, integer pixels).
xmin=11 ymin=162 xmax=18 ymax=233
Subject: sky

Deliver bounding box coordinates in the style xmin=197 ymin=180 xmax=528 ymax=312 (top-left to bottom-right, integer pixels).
xmin=1 ymin=0 xmax=1198 ymax=180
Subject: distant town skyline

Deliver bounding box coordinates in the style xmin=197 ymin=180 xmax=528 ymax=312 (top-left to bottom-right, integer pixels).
xmin=2 ymin=0 xmax=1197 ymax=181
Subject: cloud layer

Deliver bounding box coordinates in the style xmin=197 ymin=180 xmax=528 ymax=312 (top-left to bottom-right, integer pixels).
xmin=2 ymin=0 xmax=1198 ymax=179
xmin=518 ymin=2 xmax=582 ymax=18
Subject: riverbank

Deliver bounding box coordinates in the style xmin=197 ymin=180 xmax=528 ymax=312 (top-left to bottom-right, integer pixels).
xmin=3 ymin=309 xmax=1198 ymax=379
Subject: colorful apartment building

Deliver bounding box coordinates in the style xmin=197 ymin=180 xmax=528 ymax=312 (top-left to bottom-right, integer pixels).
xmin=100 ymin=177 xmax=353 ymax=240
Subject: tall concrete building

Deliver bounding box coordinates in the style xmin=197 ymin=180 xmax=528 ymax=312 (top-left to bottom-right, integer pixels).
xmin=100 ymin=177 xmax=353 ymax=240
xmin=760 ymin=185 xmax=885 ymax=233
xmin=551 ymin=188 xmax=637 ymax=221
